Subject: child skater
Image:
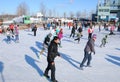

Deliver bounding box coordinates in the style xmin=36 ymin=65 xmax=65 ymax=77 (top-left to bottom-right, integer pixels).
xmin=100 ymin=35 xmax=108 ymax=47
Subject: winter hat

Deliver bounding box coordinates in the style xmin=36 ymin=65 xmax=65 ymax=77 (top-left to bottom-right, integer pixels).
xmin=92 ymin=34 xmax=97 ymax=39
xmin=53 ymin=36 xmax=59 ymax=40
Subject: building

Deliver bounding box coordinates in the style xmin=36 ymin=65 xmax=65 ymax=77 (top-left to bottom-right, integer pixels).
xmin=97 ymin=0 xmax=120 ymax=22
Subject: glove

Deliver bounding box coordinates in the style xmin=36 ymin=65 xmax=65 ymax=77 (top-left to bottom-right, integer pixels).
xmin=88 ymin=51 xmax=91 ymax=54
xmin=93 ymin=52 xmax=95 ymax=55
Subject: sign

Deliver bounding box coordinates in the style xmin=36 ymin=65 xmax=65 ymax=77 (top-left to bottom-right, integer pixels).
xmin=101 ymin=16 xmax=106 ymax=19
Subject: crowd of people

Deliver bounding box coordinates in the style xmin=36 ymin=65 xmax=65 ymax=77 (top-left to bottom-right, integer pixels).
xmin=0 ymin=20 xmax=120 ymax=82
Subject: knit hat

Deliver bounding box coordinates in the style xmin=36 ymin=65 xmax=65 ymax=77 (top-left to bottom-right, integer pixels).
xmin=92 ymin=34 xmax=97 ymax=39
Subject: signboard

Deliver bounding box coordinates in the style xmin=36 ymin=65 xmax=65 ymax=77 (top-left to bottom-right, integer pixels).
xmin=101 ymin=16 xmax=106 ymax=19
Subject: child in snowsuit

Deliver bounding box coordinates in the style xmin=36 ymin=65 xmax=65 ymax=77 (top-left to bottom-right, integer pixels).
xmin=58 ymin=28 xmax=63 ymax=47
xmin=100 ymin=35 xmax=108 ymax=47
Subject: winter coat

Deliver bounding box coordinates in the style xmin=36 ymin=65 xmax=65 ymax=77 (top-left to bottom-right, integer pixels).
xmin=110 ymin=26 xmax=115 ymax=31
xmin=44 ymin=35 xmax=51 ymax=46
xmin=78 ymin=27 xmax=82 ymax=33
xmin=9 ymin=24 xmax=14 ymax=30
xmin=58 ymin=31 xmax=63 ymax=40
xmin=47 ymin=40 xmax=60 ymax=63
xmin=84 ymin=38 xmax=95 ymax=53
xmin=101 ymin=37 xmax=107 ymax=43
xmin=88 ymin=28 xmax=93 ymax=34
xmin=71 ymin=26 xmax=76 ymax=33
xmin=6 ymin=30 xmax=12 ymax=36
xmin=32 ymin=26 xmax=37 ymax=32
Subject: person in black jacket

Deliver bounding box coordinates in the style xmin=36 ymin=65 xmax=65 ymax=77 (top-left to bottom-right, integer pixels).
xmin=40 ymin=33 xmax=52 ymax=55
xmin=80 ymin=34 xmax=96 ymax=70
xmin=74 ymin=26 xmax=83 ymax=43
xmin=32 ymin=25 xmax=37 ymax=36
xmin=44 ymin=36 xmax=60 ymax=82
xmin=70 ymin=25 xmax=76 ymax=38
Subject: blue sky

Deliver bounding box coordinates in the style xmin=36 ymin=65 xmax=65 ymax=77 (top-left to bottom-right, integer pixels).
xmin=0 ymin=0 xmax=98 ymax=16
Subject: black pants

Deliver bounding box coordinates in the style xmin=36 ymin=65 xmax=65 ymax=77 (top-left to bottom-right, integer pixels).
xmin=80 ymin=51 xmax=92 ymax=67
xmin=88 ymin=33 xmax=92 ymax=39
xmin=74 ymin=37 xmax=80 ymax=43
xmin=70 ymin=32 xmax=75 ymax=38
xmin=109 ymin=31 xmax=115 ymax=35
xmin=44 ymin=62 xmax=56 ymax=81
xmin=34 ymin=31 xmax=36 ymax=36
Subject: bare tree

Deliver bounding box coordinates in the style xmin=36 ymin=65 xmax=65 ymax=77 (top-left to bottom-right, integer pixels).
xmin=16 ymin=2 xmax=29 ymax=16
xmin=70 ymin=11 xmax=74 ymax=19
xmin=53 ymin=8 xmax=56 ymax=18
xmin=81 ymin=10 xmax=87 ymax=18
xmin=76 ymin=11 xmax=81 ymax=19
xmin=40 ymin=2 xmax=47 ymax=17
xmin=48 ymin=9 xmax=52 ymax=17
xmin=56 ymin=12 xmax=59 ymax=18
xmin=87 ymin=10 xmax=95 ymax=20
xmin=63 ymin=12 xmax=67 ymax=18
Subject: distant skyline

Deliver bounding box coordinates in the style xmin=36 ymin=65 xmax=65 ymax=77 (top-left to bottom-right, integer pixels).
xmin=0 ymin=0 xmax=98 ymax=17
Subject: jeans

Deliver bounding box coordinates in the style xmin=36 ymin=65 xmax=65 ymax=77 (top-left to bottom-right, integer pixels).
xmin=80 ymin=51 xmax=92 ymax=67
xmin=15 ymin=35 xmax=19 ymax=41
xmin=7 ymin=36 xmax=11 ymax=43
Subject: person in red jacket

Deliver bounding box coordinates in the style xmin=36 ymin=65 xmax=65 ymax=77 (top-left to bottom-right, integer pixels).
xmin=88 ymin=25 xmax=94 ymax=39
xmin=9 ymin=23 xmax=14 ymax=34
xmin=109 ymin=24 xmax=115 ymax=35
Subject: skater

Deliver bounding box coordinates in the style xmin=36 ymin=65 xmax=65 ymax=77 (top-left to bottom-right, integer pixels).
xmin=70 ymin=25 xmax=76 ymax=38
xmin=80 ymin=34 xmax=96 ymax=70
xmin=100 ymin=35 xmax=108 ymax=47
xmin=44 ymin=36 xmax=60 ymax=82
xmin=58 ymin=28 xmax=63 ymax=47
xmin=74 ymin=32 xmax=81 ymax=43
xmin=9 ymin=23 xmax=14 ymax=34
xmin=98 ymin=23 xmax=101 ymax=32
xmin=14 ymin=25 xmax=19 ymax=43
xmin=88 ymin=25 xmax=94 ymax=39
xmin=74 ymin=26 xmax=82 ymax=43
xmin=109 ymin=24 xmax=115 ymax=35
xmin=117 ymin=24 xmax=120 ymax=32
xmin=32 ymin=25 xmax=37 ymax=36
xmin=6 ymin=27 xmax=12 ymax=43
xmin=40 ymin=33 xmax=52 ymax=55
xmin=68 ymin=22 xmax=71 ymax=29
xmin=77 ymin=25 xmax=83 ymax=37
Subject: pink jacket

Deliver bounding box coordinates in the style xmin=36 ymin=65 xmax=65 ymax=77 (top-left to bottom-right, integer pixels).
xmin=58 ymin=31 xmax=63 ymax=40
xmin=110 ymin=26 xmax=115 ymax=31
